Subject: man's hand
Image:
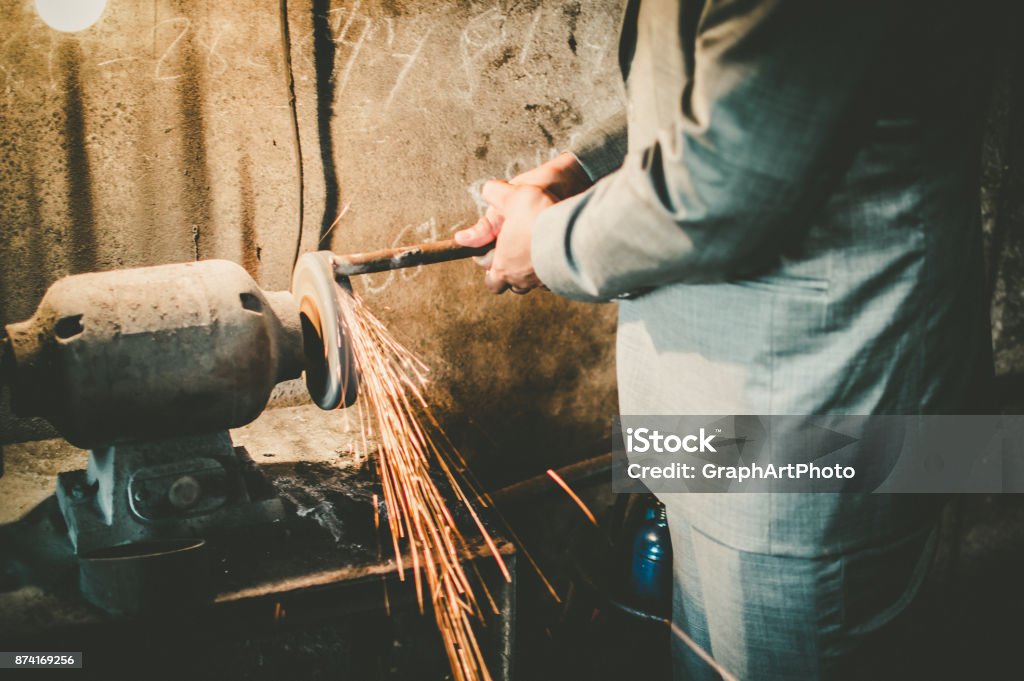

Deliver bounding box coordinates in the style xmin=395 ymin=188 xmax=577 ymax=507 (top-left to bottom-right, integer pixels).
xmin=508 ymin=151 xmax=593 ymax=201
xmin=456 ymin=181 xmax=555 ymax=294
xmin=456 ymin=152 xmax=591 ymax=294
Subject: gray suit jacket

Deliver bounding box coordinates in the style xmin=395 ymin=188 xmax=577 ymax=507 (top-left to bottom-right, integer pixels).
xmin=532 ymin=0 xmax=994 ymax=554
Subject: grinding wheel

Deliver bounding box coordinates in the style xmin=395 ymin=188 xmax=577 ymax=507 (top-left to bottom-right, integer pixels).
xmin=292 ymin=251 xmax=359 ymax=410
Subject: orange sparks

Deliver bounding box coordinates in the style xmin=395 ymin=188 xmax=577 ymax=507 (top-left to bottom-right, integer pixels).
xmin=335 ymin=284 xmax=507 ymax=681
xmin=545 ymin=468 xmax=599 ymax=527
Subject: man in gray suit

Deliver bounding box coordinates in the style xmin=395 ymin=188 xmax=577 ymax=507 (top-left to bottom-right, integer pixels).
xmin=457 ymin=0 xmax=993 ymax=678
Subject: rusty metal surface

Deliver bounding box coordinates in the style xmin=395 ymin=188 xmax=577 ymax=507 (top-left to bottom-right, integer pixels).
xmin=332 ymin=240 xmax=494 ymax=277
xmin=2 ymin=260 xmax=306 ymax=447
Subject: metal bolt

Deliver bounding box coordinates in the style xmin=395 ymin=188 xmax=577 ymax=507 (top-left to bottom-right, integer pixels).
xmin=167 ymin=475 xmax=201 ymax=510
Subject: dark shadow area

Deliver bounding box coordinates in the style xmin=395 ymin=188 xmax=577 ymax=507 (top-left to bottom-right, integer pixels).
xmin=0 ymin=493 xmax=455 ymax=681
xmin=901 ymin=496 xmax=1024 ymax=681
xmin=176 ymin=26 xmax=213 ymax=261
xmin=311 ymin=0 xmax=340 ymax=246
xmin=278 ymin=0 xmax=306 ymax=273
xmin=430 ymin=295 xmax=616 ymax=492
xmin=984 ymin=3 xmax=1024 ymax=301
xmin=0 ymin=455 xmax=511 ymax=681
xmin=4 ymin=446 xmax=1024 ymax=680
xmin=60 ymin=41 xmax=97 ymax=274
xmin=497 ymin=486 xmax=1024 ymax=681
xmin=238 ymin=153 xmax=260 ymax=279
xmin=994 ymin=372 xmax=1024 ymax=411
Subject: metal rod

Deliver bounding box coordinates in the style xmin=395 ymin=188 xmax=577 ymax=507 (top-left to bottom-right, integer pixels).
xmin=332 ymin=239 xmax=494 ymax=277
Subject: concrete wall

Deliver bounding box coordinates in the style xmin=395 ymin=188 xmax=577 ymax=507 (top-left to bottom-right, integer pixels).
xmin=0 ymin=0 xmax=623 ymax=476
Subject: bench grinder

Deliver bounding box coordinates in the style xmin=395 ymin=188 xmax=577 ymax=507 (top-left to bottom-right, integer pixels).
xmin=0 ymin=252 xmax=358 ymax=557
xmin=0 ymin=239 xmax=488 ymax=612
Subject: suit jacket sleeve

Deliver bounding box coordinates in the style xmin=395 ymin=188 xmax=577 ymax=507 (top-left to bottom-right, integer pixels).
xmin=569 ymin=110 xmax=629 ymax=183
xmin=532 ymin=0 xmax=898 ymax=302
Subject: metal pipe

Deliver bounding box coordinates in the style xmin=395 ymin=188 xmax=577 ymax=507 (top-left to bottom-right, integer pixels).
xmin=332 ymin=239 xmax=494 ymax=277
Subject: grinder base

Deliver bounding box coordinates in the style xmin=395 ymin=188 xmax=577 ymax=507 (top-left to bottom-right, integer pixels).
xmin=56 ymin=431 xmax=286 ymax=556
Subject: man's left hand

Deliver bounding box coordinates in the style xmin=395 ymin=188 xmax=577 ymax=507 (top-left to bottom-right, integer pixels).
xmin=455 ymin=180 xmax=556 ymax=295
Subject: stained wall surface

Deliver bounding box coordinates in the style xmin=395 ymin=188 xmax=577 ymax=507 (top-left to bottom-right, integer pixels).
xmin=0 ymin=0 xmax=623 ymax=476
xmin=6 ymin=0 xmax=1024 ymax=471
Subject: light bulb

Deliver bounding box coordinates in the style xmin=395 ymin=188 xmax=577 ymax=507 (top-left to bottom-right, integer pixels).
xmin=35 ymin=0 xmax=107 ymax=33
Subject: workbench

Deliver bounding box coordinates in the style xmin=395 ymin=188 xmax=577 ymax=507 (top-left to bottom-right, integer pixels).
xmin=0 ymin=403 xmax=516 ymax=680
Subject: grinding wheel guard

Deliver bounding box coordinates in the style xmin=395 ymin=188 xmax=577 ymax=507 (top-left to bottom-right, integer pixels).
xmin=292 ymin=251 xmax=359 ymax=409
